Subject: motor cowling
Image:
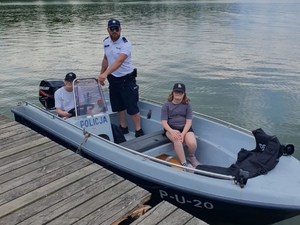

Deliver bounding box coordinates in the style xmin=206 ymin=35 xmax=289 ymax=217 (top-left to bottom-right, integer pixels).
xmin=39 ymin=79 xmax=64 ymax=109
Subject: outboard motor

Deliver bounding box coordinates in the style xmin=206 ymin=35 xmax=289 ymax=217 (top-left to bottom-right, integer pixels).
xmin=39 ymin=79 xmax=64 ymax=109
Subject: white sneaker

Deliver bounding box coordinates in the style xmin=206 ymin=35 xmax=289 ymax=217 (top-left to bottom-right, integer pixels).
xmin=187 ymin=156 xmax=201 ymax=167
xmin=184 ymin=163 xmax=194 ymax=173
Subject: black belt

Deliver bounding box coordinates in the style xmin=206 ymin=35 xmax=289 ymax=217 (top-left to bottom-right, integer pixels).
xmin=109 ymin=69 xmax=136 ymax=81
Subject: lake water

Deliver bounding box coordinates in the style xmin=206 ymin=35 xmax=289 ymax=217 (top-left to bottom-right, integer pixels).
xmin=1 ymin=1 xmax=300 ymax=224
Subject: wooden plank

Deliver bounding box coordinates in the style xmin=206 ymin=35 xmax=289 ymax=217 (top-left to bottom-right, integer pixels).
xmin=0 ymin=142 xmax=64 ymax=175
xmin=0 ymin=143 xmax=66 ymax=178
xmin=0 ymin=156 xmax=93 ymax=206
xmin=0 ymin=169 xmax=112 ymax=225
xmin=185 ymin=217 xmax=208 ymax=225
xmin=158 ymin=207 xmax=193 ymax=225
xmin=0 ymin=146 xmax=68 ymax=184
xmin=130 ymin=201 xmax=176 ymax=225
xmin=0 ymin=115 xmax=9 ymax=120
xmin=0 ymin=129 xmax=40 ymax=146
xmin=45 ymin=180 xmax=137 ymax=225
xmin=0 ymin=115 xmax=11 ymax=124
xmin=17 ymin=173 xmax=126 ymax=225
xmin=75 ymin=186 xmax=151 ymax=225
xmin=0 ymin=150 xmax=79 ymax=193
xmin=0 ymin=123 xmax=31 ymax=136
xmin=0 ymin=136 xmax=52 ymax=160
xmin=0 ymin=121 xmax=19 ymax=130
xmin=131 ymin=201 xmax=208 ymax=225
xmin=2 ymin=133 xmax=44 ymax=150
xmin=0 ymin=163 xmax=100 ymax=219
xmin=102 ymin=187 xmax=151 ymax=225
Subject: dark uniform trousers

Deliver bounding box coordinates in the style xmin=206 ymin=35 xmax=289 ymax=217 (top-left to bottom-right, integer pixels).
xmin=107 ymin=69 xmax=139 ymax=115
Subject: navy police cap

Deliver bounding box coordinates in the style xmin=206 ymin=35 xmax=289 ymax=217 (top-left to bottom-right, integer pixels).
xmin=108 ymin=19 xmax=121 ymax=28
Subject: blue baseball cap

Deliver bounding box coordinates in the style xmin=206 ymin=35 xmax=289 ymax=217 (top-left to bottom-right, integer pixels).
xmin=108 ymin=19 xmax=121 ymax=28
xmin=173 ymin=83 xmax=186 ymax=93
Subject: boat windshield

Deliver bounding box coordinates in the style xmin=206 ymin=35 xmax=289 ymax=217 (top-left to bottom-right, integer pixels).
xmin=72 ymin=78 xmax=108 ymax=118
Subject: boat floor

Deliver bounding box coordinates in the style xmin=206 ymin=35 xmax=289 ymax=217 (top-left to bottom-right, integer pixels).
xmin=124 ymin=131 xmax=136 ymax=142
xmin=121 ymin=130 xmax=185 ymax=171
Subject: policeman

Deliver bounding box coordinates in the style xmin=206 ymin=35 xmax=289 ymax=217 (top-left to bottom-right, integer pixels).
xmin=98 ymin=19 xmax=144 ymax=138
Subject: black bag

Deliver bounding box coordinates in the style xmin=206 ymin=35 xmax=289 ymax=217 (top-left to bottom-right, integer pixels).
xmin=231 ymin=128 xmax=283 ymax=178
xmin=111 ymin=124 xmax=126 ymax=144
xmin=195 ymin=128 xmax=284 ymax=186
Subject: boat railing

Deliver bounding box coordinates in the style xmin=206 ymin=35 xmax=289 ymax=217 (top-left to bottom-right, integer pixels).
xmin=22 ymin=101 xmax=239 ymax=185
xmin=107 ymin=133 xmax=238 ymax=183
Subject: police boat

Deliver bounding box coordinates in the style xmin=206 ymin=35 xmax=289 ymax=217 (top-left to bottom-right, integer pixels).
xmin=11 ymin=78 xmax=300 ymax=225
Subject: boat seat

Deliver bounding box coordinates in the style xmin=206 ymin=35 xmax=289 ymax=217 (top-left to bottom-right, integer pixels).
xmin=120 ymin=130 xmax=170 ymax=153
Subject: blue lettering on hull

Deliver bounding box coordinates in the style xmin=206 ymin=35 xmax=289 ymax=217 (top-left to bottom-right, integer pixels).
xmin=80 ymin=116 xmax=108 ymax=128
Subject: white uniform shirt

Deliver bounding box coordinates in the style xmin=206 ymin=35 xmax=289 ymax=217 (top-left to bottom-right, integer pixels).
xmin=103 ymin=35 xmax=134 ymax=77
xmin=54 ymin=86 xmax=84 ymax=111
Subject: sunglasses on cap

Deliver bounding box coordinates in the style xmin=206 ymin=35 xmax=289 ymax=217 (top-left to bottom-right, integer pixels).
xmin=109 ymin=26 xmax=120 ymax=32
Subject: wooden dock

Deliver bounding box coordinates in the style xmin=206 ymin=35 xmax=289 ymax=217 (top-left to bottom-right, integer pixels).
xmin=0 ymin=115 xmax=207 ymax=225
xmin=130 ymin=200 xmax=207 ymax=225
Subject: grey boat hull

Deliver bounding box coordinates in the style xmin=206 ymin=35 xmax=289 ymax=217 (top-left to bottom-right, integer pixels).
xmin=11 ymin=78 xmax=300 ymax=224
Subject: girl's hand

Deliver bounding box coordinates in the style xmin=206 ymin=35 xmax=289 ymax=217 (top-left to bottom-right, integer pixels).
xmin=171 ymin=129 xmax=182 ymax=141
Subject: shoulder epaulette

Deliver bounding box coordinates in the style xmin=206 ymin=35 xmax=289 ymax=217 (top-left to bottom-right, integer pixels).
xmin=103 ymin=36 xmax=109 ymax=42
xmin=122 ymin=37 xmax=128 ymax=43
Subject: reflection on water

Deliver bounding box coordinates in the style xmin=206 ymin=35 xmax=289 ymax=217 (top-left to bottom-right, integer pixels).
xmin=1 ymin=1 xmax=300 ymax=224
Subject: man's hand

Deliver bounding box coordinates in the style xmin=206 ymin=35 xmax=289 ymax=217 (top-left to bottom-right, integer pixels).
xmin=65 ymin=111 xmax=72 ymax=118
xmin=62 ymin=111 xmax=71 ymax=119
xmin=98 ymin=73 xmax=107 ymax=86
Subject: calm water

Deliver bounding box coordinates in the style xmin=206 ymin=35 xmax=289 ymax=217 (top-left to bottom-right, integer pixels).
xmin=1 ymin=1 xmax=300 ymax=224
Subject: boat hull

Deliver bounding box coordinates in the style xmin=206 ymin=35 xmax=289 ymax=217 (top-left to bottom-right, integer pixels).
xmin=12 ymin=112 xmax=300 ymax=225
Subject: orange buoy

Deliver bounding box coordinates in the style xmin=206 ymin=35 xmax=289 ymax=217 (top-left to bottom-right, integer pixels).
xmin=156 ymin=154 xmax=183 ymax=171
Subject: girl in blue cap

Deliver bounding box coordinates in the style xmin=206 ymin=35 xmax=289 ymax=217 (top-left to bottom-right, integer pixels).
xmin=161 ymin=83 xmax=200 ymax=171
